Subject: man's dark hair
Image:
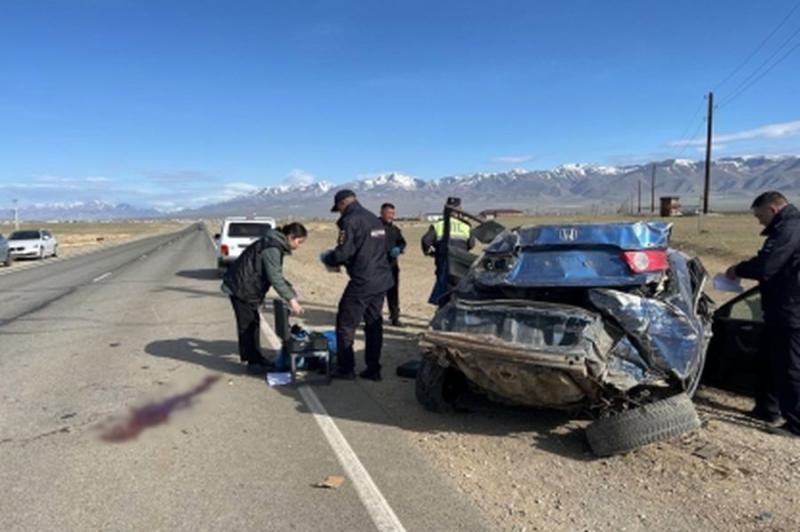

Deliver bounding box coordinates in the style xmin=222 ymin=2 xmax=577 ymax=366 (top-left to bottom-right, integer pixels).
xmin=751 ymin=191 xmax=788 ymax=209
xmin=280 ymin=222 xmax=308 ymax=239
xmin=380 ymin=202 xmax=395 ymax=210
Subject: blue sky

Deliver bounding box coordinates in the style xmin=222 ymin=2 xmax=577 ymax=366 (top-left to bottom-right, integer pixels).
xmin=1 ymin=0 xmax=799 ymax=210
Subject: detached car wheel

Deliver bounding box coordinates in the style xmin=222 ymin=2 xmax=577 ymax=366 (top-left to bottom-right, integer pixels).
xmin=586 ymin=393 xmax=700 ymax=457
xmin=415 ymin=358 xmax=466 ymax=413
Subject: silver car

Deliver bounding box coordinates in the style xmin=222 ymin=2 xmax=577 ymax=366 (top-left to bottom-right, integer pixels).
xmin=8 ymin=229 xmax=59 ymax=259
xmin=0 ymin=234 xmax=12 ymax=267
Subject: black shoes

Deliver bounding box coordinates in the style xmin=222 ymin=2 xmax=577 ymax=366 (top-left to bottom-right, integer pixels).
xmin=245 ymin=356 xmax=273 ymax=374
xmin=359 ymin=368 xmax=382 ymax=381
xmin=746 ymin=407 xmax=784 ymax=426
xmin=330 ymin=367 xmax=356 ymax=380
xmin=766 ymin=422 xmax=800 ymax=438
xmin=390 ymin=318 xmax=403 ymax=327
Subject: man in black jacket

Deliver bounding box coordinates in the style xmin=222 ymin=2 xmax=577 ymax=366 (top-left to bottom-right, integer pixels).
xmin=322 ymin=190 xmax=394 ymax=381
xmin=380 ymin=202 xmax=407 ymax=326
xmin=726 ymin=191 xmax=800 ymax=436
xmin=222 ymin=224 xmax=307 ymax=373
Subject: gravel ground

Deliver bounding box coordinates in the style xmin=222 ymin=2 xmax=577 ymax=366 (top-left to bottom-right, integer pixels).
xmin=280 ymin=219 xmax=800 ymax=532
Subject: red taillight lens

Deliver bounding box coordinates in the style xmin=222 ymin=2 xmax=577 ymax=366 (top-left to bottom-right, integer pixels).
xmin=622 ymin=250 xmax=668 ymax=273
xmin=220 ymin=244 xmax=230 ymax=256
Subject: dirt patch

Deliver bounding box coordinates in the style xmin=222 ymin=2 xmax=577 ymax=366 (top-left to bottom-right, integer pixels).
xmin=281 ymin=214 xmax=798 ymax=531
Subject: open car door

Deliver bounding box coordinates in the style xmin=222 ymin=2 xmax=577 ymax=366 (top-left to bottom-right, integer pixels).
xmin=703 ymin=287 xmax=763 ymax=394
xmin=443 ymin=205 xmax=506 ymax=284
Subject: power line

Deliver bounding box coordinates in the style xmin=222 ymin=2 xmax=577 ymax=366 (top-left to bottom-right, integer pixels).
xmin=672 ymin=100 xmax=705 ymax=150
xmin=712 ymin=0 xmax=800 ymax=92
xmin=719 ymin=21 xmax=800 ymax=107
xmin=672 ymin=113 xmax=707 ymax=161
xmin=719 ymin=37 xmax=800 ymax=108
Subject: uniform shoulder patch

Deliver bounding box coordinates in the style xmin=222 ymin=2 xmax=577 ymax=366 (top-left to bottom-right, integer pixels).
xmin=337 ymin=230 xmax=347 ymax=245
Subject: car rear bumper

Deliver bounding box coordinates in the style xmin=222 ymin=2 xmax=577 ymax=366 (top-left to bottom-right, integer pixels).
xmin=420 ymin=300 xmax=649 ymax=408
xmin=10 ymin=249 xmax=40 ymax=257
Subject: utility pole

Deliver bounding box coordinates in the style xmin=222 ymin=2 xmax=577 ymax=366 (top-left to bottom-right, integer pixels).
xmin=650 ymin=164 xmax=656 ymax=214
xmin=637 ymin=180 xmax=642 ymax=214
xmin=703 ymin=91 xmax=714 ymax=214
xmin=12 ymin=199 xmax=19 ymax=231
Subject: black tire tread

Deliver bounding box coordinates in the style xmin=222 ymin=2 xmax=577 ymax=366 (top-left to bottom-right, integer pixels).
xmin=586 ymin=393 xmax=700 ymax=457
xmin=415 ymin=359 xmax=454 ymax=413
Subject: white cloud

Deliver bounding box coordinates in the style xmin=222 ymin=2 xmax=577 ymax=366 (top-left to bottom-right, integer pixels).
xmin=85 ymin=176 xmax=112 ymax=183
xmin=222 ymin=182 xmax=259 ymax=197
xmin=669 ymin=119 xmax=800 ymax=147
xmin=283 ymin=168 xmax=316 ymax=186
xmin=490 ymin=154 xmax=534 ymax=164
xmin=146 ymin=170 xmax=216 ymax=183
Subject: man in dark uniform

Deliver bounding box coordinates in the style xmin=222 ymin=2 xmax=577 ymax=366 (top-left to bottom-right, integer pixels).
xmin=421 ymin=197 xmax=475 ymax=306
xmin=322 ymin=190 xmax=394 ymax=381
xmin=726 ymin=191 xmax=800 ymax=437
xmin=380 ymin=202 xmax=407 ymax=326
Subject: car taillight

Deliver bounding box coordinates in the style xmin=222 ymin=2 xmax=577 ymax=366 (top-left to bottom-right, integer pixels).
xmin=221 ymin=244 xmax=230 ymax=256
xmin=622 ymin=250 xmax=668 ymax=273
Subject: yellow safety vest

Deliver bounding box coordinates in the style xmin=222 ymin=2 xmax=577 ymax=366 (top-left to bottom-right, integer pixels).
xmin=433 ymin=219 xmax=471 ymax=241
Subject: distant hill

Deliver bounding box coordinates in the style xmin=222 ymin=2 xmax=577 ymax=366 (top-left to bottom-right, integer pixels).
xmin=9 ymin=201 xmax=160 ymax=222
xmin=185 ymin=156 xmax=800 ymax=218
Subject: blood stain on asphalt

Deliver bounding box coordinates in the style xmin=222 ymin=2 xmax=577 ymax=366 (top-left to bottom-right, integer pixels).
xmin=99 ymin=375 xmax=220 ymax=442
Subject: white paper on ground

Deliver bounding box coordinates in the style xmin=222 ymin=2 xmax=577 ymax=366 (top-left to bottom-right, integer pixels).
xmin=267 ymin=372 xmax=292 ymax=386
xmin=713 ymin=273 xmax=743 ymax=293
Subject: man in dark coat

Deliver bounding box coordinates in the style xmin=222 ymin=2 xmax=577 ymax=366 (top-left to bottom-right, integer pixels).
xmin=380 ymin=202 xmax=407 ymax=326
xmin=322 ymin=190 xmax=394 ymax=381
xmin=222 ymin=224 xmax=307 ymax=373
xmin=726 ymin=191 xmax=800 ymax=436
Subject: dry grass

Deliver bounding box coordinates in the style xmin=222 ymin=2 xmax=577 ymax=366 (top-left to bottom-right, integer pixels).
xmin=0 ymin=220 xmax=185 ymax=249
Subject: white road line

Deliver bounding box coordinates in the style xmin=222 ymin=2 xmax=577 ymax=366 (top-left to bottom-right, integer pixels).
xmin=257 ymin=308 xmax=405 ymax=532
xmin=298 ymin=385 xmax=407 ymax=532
xmin=92 ymin=272 xmax=112 ymax=283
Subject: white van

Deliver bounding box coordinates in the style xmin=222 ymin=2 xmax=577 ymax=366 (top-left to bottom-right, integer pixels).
xmin=214 ymin=216 xmax=276 ymax=274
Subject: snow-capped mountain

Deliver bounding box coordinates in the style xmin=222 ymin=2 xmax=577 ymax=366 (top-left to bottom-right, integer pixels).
xmin=7 ymin=201 xmax=160 ymax=221
xmin=186 ymin=155 xmax=800 ymax=218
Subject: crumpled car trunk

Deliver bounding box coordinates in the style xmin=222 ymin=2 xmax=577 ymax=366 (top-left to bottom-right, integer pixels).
xmin=419 ymin=247 xmax=712 ymax=409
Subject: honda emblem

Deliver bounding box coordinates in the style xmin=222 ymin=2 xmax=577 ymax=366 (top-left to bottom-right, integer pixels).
xmin=559 ymin=228 xmax=578 ymax=241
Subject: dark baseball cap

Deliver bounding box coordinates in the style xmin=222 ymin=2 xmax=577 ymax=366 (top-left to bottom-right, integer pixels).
xmin=331 ymin=189 xmax=356 ymax=212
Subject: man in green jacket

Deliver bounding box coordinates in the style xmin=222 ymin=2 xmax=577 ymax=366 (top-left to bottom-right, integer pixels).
xmin=222 ymin=223 xmax=307 ymax=373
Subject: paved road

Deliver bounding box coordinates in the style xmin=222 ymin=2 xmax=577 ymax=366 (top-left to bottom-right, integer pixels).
xmin=0 ymin=225 xmax=488 ymax=531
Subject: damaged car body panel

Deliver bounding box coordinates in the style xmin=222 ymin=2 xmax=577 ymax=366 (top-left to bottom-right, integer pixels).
xmin=419 ymin=217 xmax=713 ymax=411
xmin=475 ymin=221 xmax=673 ymax=288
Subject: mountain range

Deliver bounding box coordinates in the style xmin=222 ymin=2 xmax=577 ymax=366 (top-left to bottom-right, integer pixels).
xmin=2 ymin=201 xmax=159 ymax=222
xmin=6 ymin=156 xmax=800 ymax=221
xmin=187 ymin=155 xmax=800 ymax=218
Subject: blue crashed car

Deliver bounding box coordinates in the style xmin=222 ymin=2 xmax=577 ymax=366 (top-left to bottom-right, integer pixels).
xmin=417 ymin=206 xmax=714 ymax=456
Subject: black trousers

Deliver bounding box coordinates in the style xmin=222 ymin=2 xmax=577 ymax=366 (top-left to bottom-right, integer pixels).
xmin=230 ymin=297 xmax=262 ymax=363
xmin=336 ymin=286 xmax=385 ymax=372
xmin=386 ymin=266 xmax=400 ymax=321
xmin=756 ymin=323 xmax=800 ymax=431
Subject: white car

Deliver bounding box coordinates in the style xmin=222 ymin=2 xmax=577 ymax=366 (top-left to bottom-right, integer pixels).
xmin=8 ymin=229 xmax=59 ymax=260
xmin=214 ymin=216 xmax=276 ymax=274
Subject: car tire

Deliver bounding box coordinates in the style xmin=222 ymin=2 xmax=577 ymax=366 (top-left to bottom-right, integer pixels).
xmin=3 ymin=255 xmax=12 ymax=267
xmin=52 ymin=246 xmax=58 ymax=258
xmin=217 ymin=259 xmax=227 ymax=278
xmin=415 ymin=358 xmax=466 ymax=413
xmin=586 ymin=393 xmax=700 ymax=457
